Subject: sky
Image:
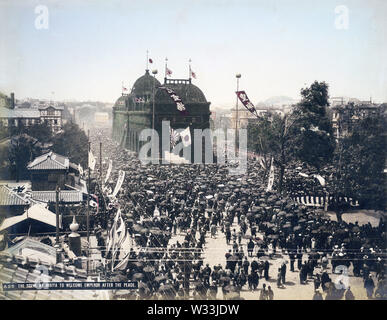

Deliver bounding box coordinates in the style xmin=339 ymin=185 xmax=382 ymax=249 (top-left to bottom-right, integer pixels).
xmin=1 ymin=0 xmax=386 ymax=107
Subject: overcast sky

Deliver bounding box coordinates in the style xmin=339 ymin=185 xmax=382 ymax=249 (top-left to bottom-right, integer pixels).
xmin=1 ymin=0 xmax=386 ymax=107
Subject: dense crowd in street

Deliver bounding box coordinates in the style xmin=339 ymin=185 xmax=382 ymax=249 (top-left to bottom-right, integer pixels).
xmin=86 ymin=128 xmax=386 ymax=300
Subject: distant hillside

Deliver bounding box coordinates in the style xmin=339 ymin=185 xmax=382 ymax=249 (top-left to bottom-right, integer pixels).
xmin=263 ymin=96 xmax=298 ymax=106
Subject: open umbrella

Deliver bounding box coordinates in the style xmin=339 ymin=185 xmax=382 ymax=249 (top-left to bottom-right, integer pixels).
xmin=143 ymin=266 xmax=155 ymax=273
xmin=154 ymin=275 xmax=167 ymax=282
xmin=132 ymin=273 xmax=144 ymax=280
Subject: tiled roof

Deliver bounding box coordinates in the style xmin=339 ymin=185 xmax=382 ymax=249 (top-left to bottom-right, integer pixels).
xmin=0 ymin=252 xmax=109 ymax=300
xmin=38 ymin=105 xmax=64 ymax=110
xmin=0 ymin=186 xmax=31 ymax=206
xmin=31 ymin=191 xmax=83 ymax=203
xmin=0 ymin=106 xmax=40 ymax=119
xmin=27 ymin=151 xmax=69 ymax=171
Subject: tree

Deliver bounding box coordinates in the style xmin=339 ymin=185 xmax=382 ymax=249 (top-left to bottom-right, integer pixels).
xmin=291 ymin=81 xmax=336 ymax=170
xmin=51 ymin=122 xmax=88 ymax=167
xmin=247 ymin=113 xmax=296 ymax=193
xmin=329 ymin=115 xmax=386 ymax=215
xmin=7 ymin=134 xmax=45 ymax=181
xmin=24 ymin=121 xmax=53 ymax=143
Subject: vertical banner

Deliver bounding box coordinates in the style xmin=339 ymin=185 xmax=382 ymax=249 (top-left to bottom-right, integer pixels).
xmin=266 ymin=157 xmax=275 ymax=191
xmin=88 ymin=151 xmax=96 ymax=170
xmin=112 ymin=170 xmax=125 ymax=197
xmin=236 ymin=91 xmax=259 ymax=118
xmin=158 ymin=86 xmax=186 ymax=113
xmin=104 ymin=160 xmax=113 ymax=184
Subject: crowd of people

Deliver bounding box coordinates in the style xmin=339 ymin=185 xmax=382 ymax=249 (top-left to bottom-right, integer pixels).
xmin=85 ymin=127 xmax=386 ymax=300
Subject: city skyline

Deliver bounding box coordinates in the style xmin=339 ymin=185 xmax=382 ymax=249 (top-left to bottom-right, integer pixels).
xmin=1 ymin=0 xmax=386 ymax=107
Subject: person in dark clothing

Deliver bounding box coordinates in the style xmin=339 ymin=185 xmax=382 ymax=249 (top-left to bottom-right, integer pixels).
xmin=321 ymin=271 xmax=331 ymax=291
xmin=314 ymin=273 xmax=321 ymax=291
xmin=251 ymin=259 xmax=259 ymax=273
xmin=264 ymin=260 xmax=270 ymax=280
xmin=280 ymin=262 xmax=286 ymax=284
xmin=247 ymin=239 xmax=255 ymax=257
xmin=243 ymin=257 xmax=250 ymax=274
xmin=364 ymin=275 xmax=375 ymax=299
xmin=297 ymin=249 xmax=303 ymax=270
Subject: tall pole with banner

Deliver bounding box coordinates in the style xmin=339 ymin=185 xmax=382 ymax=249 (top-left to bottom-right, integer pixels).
xmin=235 ymin=73 xmax=241 ymax=152
xmin=87 ymin=130 xmax=91 ymax=275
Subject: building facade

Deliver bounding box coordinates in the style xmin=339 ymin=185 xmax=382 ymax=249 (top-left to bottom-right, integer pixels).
xmin=112 ymin=69 xmax=211 ymax=162
xmin=330 ymin=102 xmax=386 ymax=139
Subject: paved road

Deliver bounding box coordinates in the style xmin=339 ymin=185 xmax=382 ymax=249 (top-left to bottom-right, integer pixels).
xmin=169 ymin=216 xmax=372 ymax=300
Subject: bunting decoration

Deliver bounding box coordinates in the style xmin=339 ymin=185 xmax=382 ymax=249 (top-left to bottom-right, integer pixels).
xmin=266 ymin=157 xmax=275 ymax=192
xmin=104 ymin=160 xmax=113 ymax=184
xmin=88 ymin=150 xmax=96 ymax=171
xmin=236 ymin=91 xmax=260 ymax=118
xmin=158 ymin=86 xmax=186 ymax=113
xmin=78 ymin=164 xmax=84 ymax=176
xmin=111 ymin=170 xmax=125 ymax=198
xmin=313 ymin=174 xmax=326 ymax=186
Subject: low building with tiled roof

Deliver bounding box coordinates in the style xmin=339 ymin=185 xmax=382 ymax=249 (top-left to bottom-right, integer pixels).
xmin=0 ymin=185 xmax=31 ymax=216
xmin=31 ymin=190 xmax=83 ymax=204
xmin=27 ymin=151 xmax=84 ymax=191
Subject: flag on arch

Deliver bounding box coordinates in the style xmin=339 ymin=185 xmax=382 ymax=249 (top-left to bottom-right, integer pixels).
xmin=190 ymin=70 xmax=197 ymax=79
xmin=180 ymin=126 xmax=191 ymax=147
xmin=166 ymin=67 xmax=173 ymax=77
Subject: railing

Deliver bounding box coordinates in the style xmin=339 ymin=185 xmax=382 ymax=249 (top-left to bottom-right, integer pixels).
xmin=291 ymin=195 xmax=359 ymax=208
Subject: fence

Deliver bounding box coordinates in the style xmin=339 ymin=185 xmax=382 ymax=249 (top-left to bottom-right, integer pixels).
xmin=291 ymin=195 xmax=359 ymax=209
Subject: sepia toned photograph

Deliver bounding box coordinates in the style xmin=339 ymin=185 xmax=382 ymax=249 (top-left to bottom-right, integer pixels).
xmin=0 ymin=0 xmax=386 ymax=307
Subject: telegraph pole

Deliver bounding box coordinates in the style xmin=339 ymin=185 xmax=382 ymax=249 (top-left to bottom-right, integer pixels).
xmin=87 ymin=130 xmax=91 ymax=275
xmin=55 ymin=185 xmax=60 ymax=245
xmin=235 ymin=73 xmax=241 ymax=152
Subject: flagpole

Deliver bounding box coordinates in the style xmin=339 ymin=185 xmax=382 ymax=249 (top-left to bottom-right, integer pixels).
xmin=235 ymin=74 xmax=241 ymax=153
xmin=164 ymin=57 xmax=168 ymax=83
xmin=146 ymin=50 xmax=149 ymax=70
xmin=87 ymin=130 xmax=90 ymax=276
xmin=189 ymin=58 xmax=191 ymax=81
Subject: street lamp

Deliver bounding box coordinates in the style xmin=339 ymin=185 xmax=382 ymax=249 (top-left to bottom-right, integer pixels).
xmin=235 ymin=73 xmax=241 ymax=151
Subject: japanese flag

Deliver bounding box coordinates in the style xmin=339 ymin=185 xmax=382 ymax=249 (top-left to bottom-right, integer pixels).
xmin=166 ymin=67 xmax=173 ymax=77
xmin=190 ymin=70 xmax=197 ymax=79
xmin=88 ymin=151 xmax=96 ymax=170
xmin=180 ymin=127 xmax=191 ymax=147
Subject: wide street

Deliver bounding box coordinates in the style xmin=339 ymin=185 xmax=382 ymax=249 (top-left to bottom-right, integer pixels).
xmin=169 ymin=214 xmax=372 ymax=300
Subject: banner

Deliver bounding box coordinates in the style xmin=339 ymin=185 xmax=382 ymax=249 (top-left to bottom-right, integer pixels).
xmin=266 ymin=157 xmax=275 ymax=192
xmin=104 ymin=160 xmax=113 ymax=184
xmin=112 ymin=170 xmax=125 ymax=198
xmin=158 ymin=86 xmax=186 ymax=113
xmin=78 ymin=164 xmax=84 ymax=176
xmin=88 ymin=151 xmax=96 ymax=170
xmin=236 ymin=91 xmax=259 ymax=118
xmin=313 ymin=174 xmax=326 ymax=186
